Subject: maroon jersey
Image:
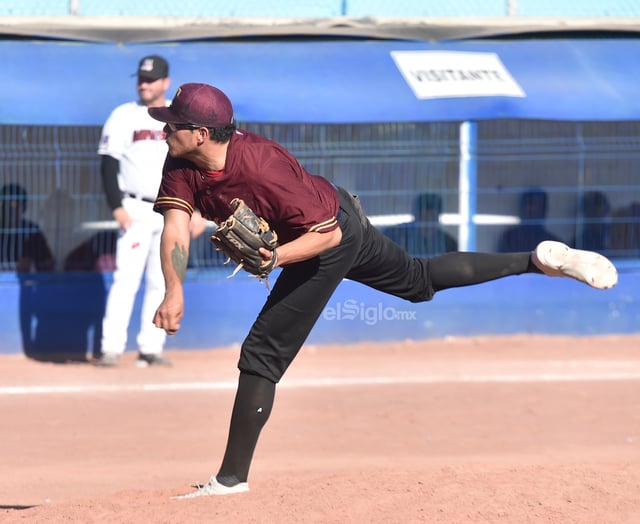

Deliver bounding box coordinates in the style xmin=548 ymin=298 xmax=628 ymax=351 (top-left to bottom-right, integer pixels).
xmin=154 ymin=129 xmax=340 ymax=244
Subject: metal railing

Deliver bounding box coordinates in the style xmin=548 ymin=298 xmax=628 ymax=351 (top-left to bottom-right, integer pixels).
xmin=2 ymin=0 xmax=640 ymax=17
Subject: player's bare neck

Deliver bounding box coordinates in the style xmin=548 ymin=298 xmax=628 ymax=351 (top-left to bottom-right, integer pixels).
xmin=192 ymin=142 xmax=227 ymax=172
xmin=142 ymin=95 xmax=167 ymax=109
xmin=207 ymin=141 xmax=229 ymax=171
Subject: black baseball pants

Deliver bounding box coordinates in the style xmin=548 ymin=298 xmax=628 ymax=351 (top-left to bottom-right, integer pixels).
xmin=238 ymin=186 xmax=533 ymax=383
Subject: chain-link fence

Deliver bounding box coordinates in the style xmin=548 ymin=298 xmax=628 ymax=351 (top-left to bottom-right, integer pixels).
xmin=2 ymin=119 xmax=639 ymax=274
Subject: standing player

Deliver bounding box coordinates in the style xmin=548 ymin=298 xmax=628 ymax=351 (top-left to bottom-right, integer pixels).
xmin=149 ymin=83 xmax=618 ymax=494
xmin=94 ymin=55 xmax=173 ymax=367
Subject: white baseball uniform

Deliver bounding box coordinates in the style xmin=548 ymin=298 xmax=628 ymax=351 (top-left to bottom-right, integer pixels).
xmin=98 ymin=101 xmax=168 ymax=356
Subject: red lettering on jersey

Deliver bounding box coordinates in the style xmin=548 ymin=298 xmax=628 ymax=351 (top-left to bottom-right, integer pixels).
xmin=132 ymin=130 xmax=166 ymax=142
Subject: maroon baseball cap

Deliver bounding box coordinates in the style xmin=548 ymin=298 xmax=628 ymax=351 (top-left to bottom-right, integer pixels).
xmin=148 ymin=83 xmax=234 ymax=128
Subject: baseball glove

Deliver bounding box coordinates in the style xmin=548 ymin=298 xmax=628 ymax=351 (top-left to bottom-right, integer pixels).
xmin=210 ymin=198 xmax=278 ymax=280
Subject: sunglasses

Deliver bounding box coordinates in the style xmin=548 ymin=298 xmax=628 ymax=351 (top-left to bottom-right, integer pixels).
xmin=167 ymin=123 xmax=202 ymax=132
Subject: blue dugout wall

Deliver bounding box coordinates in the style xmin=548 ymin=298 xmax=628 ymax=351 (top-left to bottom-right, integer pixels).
xmin=4 ymin=39 xmax=640 ymax=125
xmin=1 ymin=37 xmax=639 ymax=358
xmin=1 ymin=268 xmax=638 ymax=360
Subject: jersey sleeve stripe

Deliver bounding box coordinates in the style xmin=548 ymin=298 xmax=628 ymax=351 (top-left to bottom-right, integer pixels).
xmin=309 ymin=217 xmax=338 ymax=233
xmin=155 ymin=196 xmax=195 ymax=215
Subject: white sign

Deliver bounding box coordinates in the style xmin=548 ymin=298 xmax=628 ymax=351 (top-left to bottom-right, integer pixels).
xmin=391 ymin=50 xmax=526 ymax=99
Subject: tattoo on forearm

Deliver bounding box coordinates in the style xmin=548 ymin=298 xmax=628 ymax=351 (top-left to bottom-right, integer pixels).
xmin=171 ymin=242 xmax=189 ymax=281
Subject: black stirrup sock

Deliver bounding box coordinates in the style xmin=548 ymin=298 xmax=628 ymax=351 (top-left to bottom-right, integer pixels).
xmin=216 ymin=371 xmax=276 ymax=484
xmin=429 ymin=251 xmax=532 ymax=292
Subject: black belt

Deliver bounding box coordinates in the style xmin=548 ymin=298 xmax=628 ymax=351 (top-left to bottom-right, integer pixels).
xmin=125 ymin=192 xmax=155 ymax=203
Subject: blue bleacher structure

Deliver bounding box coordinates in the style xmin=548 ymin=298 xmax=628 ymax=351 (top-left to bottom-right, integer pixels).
xmin=1 ymin=0 xmax=640 ymax=17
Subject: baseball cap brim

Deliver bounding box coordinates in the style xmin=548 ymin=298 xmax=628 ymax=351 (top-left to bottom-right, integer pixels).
xmin=133 ymin=72 xmax=167 ymax=81
xmin=148 ymin=106 xmax=190 ymax=125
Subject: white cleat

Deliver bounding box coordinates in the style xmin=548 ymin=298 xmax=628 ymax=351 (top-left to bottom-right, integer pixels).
xmin=532 ymin=241 xmax=618 ymax=290
xmin=172 ymin=476 xmax=249 ymax=499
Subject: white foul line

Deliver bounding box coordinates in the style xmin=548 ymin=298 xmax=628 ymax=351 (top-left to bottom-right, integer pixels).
xmin=2 ymin=367 xmax=640 ymax=396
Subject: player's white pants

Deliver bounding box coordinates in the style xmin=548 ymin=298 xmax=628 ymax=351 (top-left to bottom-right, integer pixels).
xmin=101 ymin=198 xmax=166 ymax=356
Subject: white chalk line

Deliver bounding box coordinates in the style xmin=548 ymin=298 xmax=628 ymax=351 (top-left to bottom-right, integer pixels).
xmin=2 ymin=363 xmax=640 ymax=396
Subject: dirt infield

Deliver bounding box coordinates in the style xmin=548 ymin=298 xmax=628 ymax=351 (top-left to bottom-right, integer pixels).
xmin=2 ymin=334 xmax=640 ymax=523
